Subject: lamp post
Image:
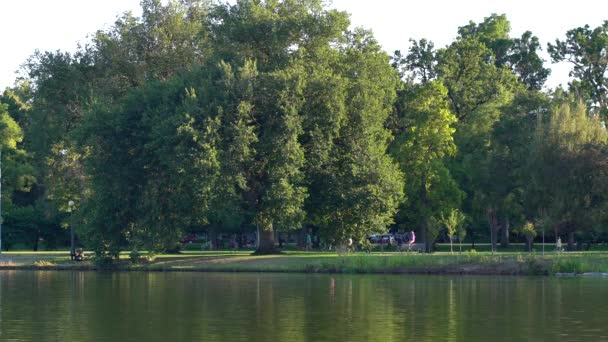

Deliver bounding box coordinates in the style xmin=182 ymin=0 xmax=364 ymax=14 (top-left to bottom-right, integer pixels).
xmin=542 ymin=225 xmax=545 ymax=256
xmin=68 ymin=200 xmax=75 ymax=260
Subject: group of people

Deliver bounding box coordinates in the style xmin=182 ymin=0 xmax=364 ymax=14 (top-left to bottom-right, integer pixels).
xmin=380 ymin=230 xmax=416 ymax=252
xmin=304 ymin=230 xmax=416 ymax=252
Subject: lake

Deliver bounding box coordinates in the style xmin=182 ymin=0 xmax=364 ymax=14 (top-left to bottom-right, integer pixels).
xmin=0 ymin=271 xmax=606 ymax=341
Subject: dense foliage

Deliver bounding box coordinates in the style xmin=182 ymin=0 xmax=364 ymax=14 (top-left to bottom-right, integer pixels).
xmin=2 ymin=1 xmax=608 ymax=256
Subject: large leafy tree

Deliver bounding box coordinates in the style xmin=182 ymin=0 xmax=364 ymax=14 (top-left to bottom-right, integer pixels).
xmin=22 ymin=0 xmax=215 ymax=256
xmin=391 ymin=81 xmax=461 ymax=252
xmin=79 ymin=76 xmax=221 ymax=256
xmin=548 ymin=21 xmax=608 ymax=118
xmin=492 ymin=90 xmax=549 ymax=247
xmin=527 ymin=101 xmax=608 ymax=249
xmin=0 ymin=102 xmax=32 ymax=196
xmin=392 ymin=38 xmax=437 ymax=83
xmin=208 ymin=0 xmax=402 ymax=251
xmin=458 ymin=14 xmax=512 ymax=66
xmin=91 ymin=0 xmax=211 ymax=98
xmin=458 ymin=14 xmax=550 ymax=90
xmin=204 ymin=0 xmax=348 ymax=253
xmin=79 ymin=0 xmax=402 ymax=256
xmin=0 ymin=96 xmax=36 ymax=250
xmin=508 ymin=31 xmax=551 ymax=91
xmin=436 ymin=37 xmax=520 ymax=251
xmin=310 ymin=30 xmax=404 ymax=246
xmin=393 ymin=15 xmax=535 ymax=250
xmin=447 ymin=15 xmax=550 ymax=249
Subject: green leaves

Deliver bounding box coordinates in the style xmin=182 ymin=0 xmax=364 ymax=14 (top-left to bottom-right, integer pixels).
xmin=310 ymin=31 xmax=404 ymax=244
xmin=526 ymin=101 xmax=608 ymax=237
xmin=391 ymin=81 xmax=461 ymax=250
xmin=548 ymin=21 xmax=608 ymax=119
xmin=17 ymin=3 xmax=608 ymax=256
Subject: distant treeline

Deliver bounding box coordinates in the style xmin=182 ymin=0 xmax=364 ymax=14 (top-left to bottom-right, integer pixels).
xmin=1 ymin=0 xmax=607 ymax=257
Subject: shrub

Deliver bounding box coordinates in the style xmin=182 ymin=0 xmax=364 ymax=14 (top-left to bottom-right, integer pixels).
xmin=129 ymin=250 xmax=142 ymax=264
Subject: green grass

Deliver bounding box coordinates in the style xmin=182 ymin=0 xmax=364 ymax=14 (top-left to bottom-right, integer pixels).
xmin=2 ymin=249 xmax=608 ymax=275
xmin=143 ymin=251 xmax=608 ymax=275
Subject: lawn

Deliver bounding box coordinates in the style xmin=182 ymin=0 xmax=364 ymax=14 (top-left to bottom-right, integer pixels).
xmin=2 ymin=249 xmax=608 ymax=275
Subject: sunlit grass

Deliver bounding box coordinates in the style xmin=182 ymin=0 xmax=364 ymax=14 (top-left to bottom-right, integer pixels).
xmin=1 ymin=249 xmax=608 ymax=275
xmin=33 ymin=260 xmax=57 ymax=267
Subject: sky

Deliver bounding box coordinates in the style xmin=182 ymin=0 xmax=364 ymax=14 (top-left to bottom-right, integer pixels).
xmin=1 ymin=0 xmax=607 ymax=90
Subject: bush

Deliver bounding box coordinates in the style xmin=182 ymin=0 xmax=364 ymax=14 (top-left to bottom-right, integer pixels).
xmin=129 ymin=250 xmax=142 ymax=264
xmin=93 ymin=256 xmax=115 ymax=268
xmin=359 ymin=239 xmax=372 ymax=253
xmin=552 ymin=258 xmax=585 ymax=274
xmin=525 ymin=257 xmax=549 ymax=275
xmin=165 ymin=243 xmax=182 ymax=254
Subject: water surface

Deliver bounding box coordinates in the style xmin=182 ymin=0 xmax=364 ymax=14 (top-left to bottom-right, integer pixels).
xmin=0 ymin=271 xmax=606 ymax=341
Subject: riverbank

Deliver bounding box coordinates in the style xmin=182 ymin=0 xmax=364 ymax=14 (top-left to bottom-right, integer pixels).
xmin=2 ymin=251 xmax=608 ymax=276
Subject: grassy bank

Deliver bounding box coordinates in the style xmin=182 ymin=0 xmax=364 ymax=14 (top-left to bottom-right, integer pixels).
xmin=2 ymin=250 xmax=608 ymax=276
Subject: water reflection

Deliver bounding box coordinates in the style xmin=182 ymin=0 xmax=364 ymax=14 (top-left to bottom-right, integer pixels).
xmin=0 ymin=272 xmax=607 ymax=341
xmin=329 ymin=277 xmax=335 ymax=305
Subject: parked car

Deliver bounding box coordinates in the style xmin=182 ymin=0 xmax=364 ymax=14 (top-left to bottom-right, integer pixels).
xmin=368 ymin=234 xmax=396 ymax=245
xmin=367 ymin=234 xmax=382 ymax=243
xmin=380 ymin=234 xmax=395 ymax=245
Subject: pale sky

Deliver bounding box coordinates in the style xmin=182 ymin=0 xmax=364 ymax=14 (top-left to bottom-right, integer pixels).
xmin=1 ymin=0 xmax=607 ymax=90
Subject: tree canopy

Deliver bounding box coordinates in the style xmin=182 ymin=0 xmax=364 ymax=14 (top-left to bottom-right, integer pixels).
xmin=2 ymin=2 xmax=608 ymax=256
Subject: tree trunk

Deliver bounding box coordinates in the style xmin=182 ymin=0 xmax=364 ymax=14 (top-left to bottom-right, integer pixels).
xmin=526 ymin=235 xmax=533 ymax=252
xmin=567 ymin=231 xmax=575 ymax=251
xmin=500 ymin=217 xmax=510 ymax=248
xmin=255 ymin=223 xmax=279 ymax=255
xmin=33 ymin=230 xmax=40 ymax=252
xmin=487 ymin=209 xmax=499 ymax=253
xmin=297 ymin=227 xmax=306 ymax=248
xmin=419 ymin=179 xmax=432 ymax=253
xmin=422 ymin=220 xmax=432 ymax=253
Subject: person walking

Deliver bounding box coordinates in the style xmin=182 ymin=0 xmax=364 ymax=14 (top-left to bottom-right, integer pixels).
xmin=408 ymin=230 xmax=416 ymax=252
xmin=306 ymin=231 xmax=312 ymax=251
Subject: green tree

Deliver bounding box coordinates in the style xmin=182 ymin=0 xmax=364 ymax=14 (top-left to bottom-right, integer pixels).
xmin=482 ymin=90 xmax=549 ymax=249
xmin=514 ymin=221 xmax=537 ymax=252
xmin=80 ymin=0 xmax=400 ymax=256
xmin=91 ymin=0 xmax=211 ymax=96
xmin=440 ymin=208 xmax=466 ymax=254
xmin=391 ymin=81 xmax=462 ymax=252
xmin=312 ymin=30 xmax=404 ymax=246
xmin=458 ymin=14 xmax=512 ymax=66
xmin=392 ymin=38 xmax=437 ymax=83
xmin=527 ymin=101 xmax=608 ymax=250
xmin=205 ymin=0 xmax=350 ymax=253
xmin=22 ymin=0 xmax=217 ymax=257
xmin=458 ymin=14 xmax=550 ymax=89
xmin=548 ymin=21 xmax=608 ymax=118
xmin=508 ymin=31 xmax=551 ymax=90
xmin=456 ymin=215 xmax=468 ymax=253
xmin=23 ymin=49 xmax=95 ymax=241
xmin=436 ymin=37 xmax=519 ymax=252
xmin=0 ymin=99 xmax=36 ymax=250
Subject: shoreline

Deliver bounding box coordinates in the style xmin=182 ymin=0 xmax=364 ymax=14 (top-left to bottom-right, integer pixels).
xmin=1 ymin=266 xmax=607 ymax=277
xmin=2 ymin=252 xmax=608 ymax=276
